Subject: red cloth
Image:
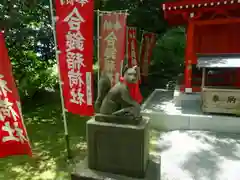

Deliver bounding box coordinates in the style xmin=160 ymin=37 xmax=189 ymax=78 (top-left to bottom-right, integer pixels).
xmin=55 ymin=1 xmax=94 ymax=116
xmin=120 ymin=77 xmax=143 ymax=104
xmin=0 ymin=32 xmax=32 ymax=158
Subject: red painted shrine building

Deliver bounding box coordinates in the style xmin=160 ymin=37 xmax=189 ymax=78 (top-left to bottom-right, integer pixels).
xmin=162 ymin=0 xmax=240 ymax=93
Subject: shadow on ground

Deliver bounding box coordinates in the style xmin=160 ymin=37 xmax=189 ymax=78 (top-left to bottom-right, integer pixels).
xmin=0 ymin=93 xmax=90 ymax=180
xmin=150 ymin=130 xmax=240 ymax=180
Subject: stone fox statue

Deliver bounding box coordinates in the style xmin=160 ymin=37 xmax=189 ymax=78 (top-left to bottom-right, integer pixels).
xmin=95 ymin=66 xmax=141 ymax=118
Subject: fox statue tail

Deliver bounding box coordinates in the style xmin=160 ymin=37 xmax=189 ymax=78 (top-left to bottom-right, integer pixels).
xmin=94 ymin=75 xmax=111 ymax=113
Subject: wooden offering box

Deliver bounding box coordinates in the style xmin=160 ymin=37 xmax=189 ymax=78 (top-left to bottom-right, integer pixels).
xmin=201 ymin=87 xmax=240 ymax=115
xmin=198 ymin=54 xmax=240 ymax=115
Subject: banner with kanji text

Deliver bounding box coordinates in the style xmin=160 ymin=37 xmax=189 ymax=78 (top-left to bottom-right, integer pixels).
xmin=126 ymin=27 xmax=138 ymax=67
xmin=55 ymin=0 xmax=94 ymax=116
xmin=0 ymin=32 xmax=32 ymax=158
xmin=139 ymin=32 xmax=157 ymax=77
xmin=99 ymin=12 xmax=127 ymax=86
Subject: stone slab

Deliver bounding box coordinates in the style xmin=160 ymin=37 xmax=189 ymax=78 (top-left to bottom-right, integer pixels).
xmin=87 ymin=118 xmax=149 ymax=178
xmin=71 ymin=158 xmax=161 ymax=180
xmin=189 ymin=115 xmax=240 ymax=133
xmin=141 ymin=112 xmax=190 ymax=131
xmin=141 ymin=89 xmax=240 ymax=133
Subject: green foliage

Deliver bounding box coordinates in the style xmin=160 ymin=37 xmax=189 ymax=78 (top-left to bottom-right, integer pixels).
xmin=0 ymin=0 xmax=56 ymax=99
xmin=149 ymin=27 xmax=186 ymax=87
xmin=0 ymin=98 xmax=89 ymax=180
xmin=18 ymin=66 xmax=58 ymax=98
xmin=103 ymin=0 xmax=167 ymax=34
xmin=97 ymin=0 xmax=185 ymax=88
xmin=0 ymin=0 xmax=186 ymax=99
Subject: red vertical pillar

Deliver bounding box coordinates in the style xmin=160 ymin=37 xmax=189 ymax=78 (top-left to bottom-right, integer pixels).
xmin=184 ymin=21 xmax=194 ymax=93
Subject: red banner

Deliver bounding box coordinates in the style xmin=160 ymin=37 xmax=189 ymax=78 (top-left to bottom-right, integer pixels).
xmin=55 ymin=0 xmax=94 ymax=116
xmin=126 ymin=27 xmax=138 ymax=67
xmin=99 ymin=12 xmax=127 ymax=86
xmin=0 ymin=32 xmax=32 ymax=158
xmin=140 ymin=32 xmax=157 ymax=77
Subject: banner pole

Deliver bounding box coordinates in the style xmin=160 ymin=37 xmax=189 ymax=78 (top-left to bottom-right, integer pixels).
xmin=125 ymin=26 xmax=129 ymax=71
xmin=49 ymin=0 xmax=71 ymax=159
xmin=97 ymin=9 xmax=100 ymax=81
xmin=139 ymin=31 xmax=144 ymax=82
xmin=121 ymin=10 xmax=128 ymax=75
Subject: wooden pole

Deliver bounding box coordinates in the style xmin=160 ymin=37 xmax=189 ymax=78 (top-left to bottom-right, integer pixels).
xmin=201 ymin=68 xmax=206 ymax=111
xmin=201 ymin=68 xmax=206 ymax=89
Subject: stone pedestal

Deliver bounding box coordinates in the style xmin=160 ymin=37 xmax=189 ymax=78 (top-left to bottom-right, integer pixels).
xmin=71 ymin=157 xmax=160 ymax=180
xmin=87 ymin=118 xmax=149 ymax=178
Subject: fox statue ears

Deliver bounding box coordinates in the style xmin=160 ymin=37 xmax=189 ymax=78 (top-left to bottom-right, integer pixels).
xmin=132 ymin=65 xmax=138 ymax=70
xmin=122 ymin=65 xmax=138 ymax=75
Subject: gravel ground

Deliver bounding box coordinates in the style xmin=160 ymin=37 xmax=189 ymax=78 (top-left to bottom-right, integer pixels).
xmin=150 ymin=130 xmax=240 ymax=180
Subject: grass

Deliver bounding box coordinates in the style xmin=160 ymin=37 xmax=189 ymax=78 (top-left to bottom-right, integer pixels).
xmin=0 ymin=84 xmax=155 ymax=180
xmin=0 ymin=94 xmax=90 ymax=180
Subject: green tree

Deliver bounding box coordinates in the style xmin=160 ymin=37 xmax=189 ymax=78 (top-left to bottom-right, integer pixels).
xmin=0 ymin=0 xmax=185 ymax=98
xmin=102 ymin=0 xmax=167 ymax=34
xmin=0 ymin=0 xmax=57 ymax=98
xmin=149 ymin=27 xmax=186 ymax=88
xmin=101 ymin=0 xmax=185 ymax=88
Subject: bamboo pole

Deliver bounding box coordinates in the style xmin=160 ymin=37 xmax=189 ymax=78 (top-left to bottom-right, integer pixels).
xmin=125 ymin=26 xmax=129 ymax=70
xmin=122 ymin=10 xmax=128 ymax=75
xmin=138 ymin=31 xmax=144 ymax=81
xmin=49 ymin=0 xmax=71 ymax=159
xmin=97 ymin=9 xmax=100 ymax=81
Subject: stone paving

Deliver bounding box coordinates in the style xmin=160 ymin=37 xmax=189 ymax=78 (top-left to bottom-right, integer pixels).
xmin=150 ymin=130 xmax=240 ymax=180
xmin=142 ymin=89 xmax=202 ymax=115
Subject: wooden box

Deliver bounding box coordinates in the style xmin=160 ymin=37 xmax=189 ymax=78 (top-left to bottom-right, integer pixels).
xmin=201 ymin=87 xmax=240 ymax=115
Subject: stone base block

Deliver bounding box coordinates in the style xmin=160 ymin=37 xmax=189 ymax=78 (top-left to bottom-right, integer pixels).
xmin=87 ymin=118 xmax=149 ymax=178
xmin=71 ymin=158 xmax=160 ymax=180
xmin=95 ymin=113 xmax=140 ymax=125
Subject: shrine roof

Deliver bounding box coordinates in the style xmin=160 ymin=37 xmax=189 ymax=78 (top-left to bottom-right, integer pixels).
xmin=197 ymin=54 xmax=240 ymax=68
xmin=162 ymin=0 xmax=240 ymax=25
